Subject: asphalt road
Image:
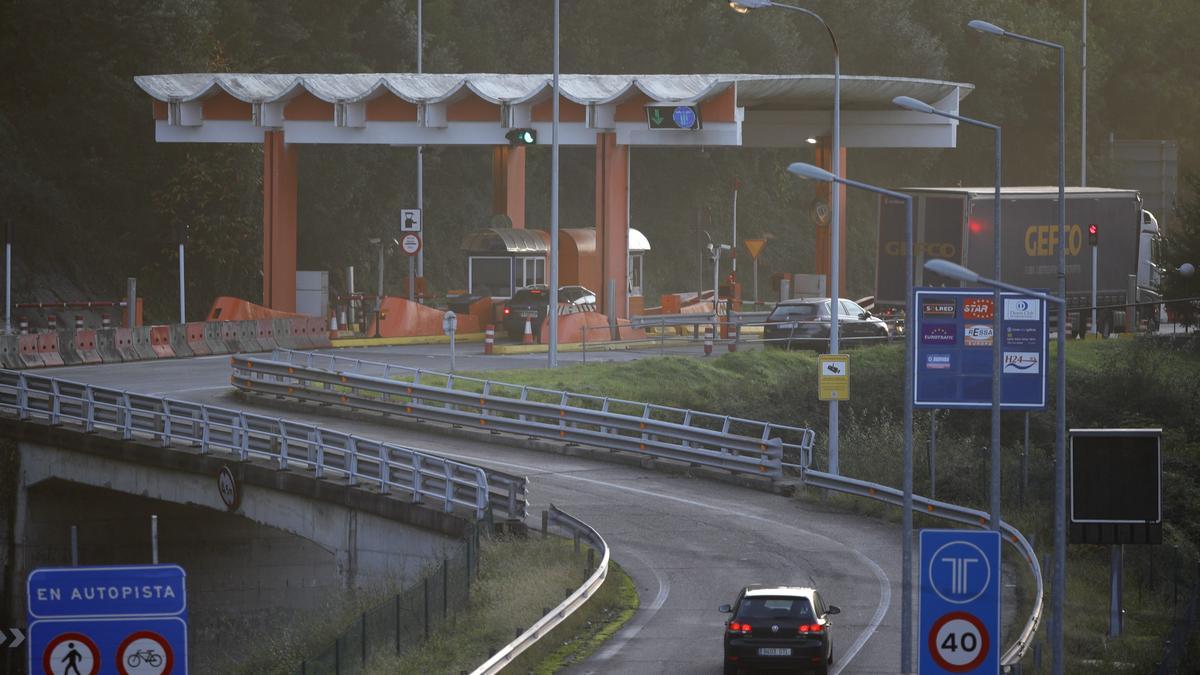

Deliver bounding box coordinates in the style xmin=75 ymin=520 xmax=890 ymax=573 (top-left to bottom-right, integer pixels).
xmin=50 ymin=348 xmax=910 ymax=674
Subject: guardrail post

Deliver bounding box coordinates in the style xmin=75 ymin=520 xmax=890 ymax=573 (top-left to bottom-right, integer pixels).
xmin=121 ymin=392 xmax=133 ymax=440
xmin=160 ymin=399 xmax=172 ymax=447
xmin=16 ymin=373 xmax=30 ymax=420
xmin=83 ymin=385 xmax=96 ymax=433
xmin=411 ymin=454 xmax=423 ymax=504
xmin=276 ymin=420 xmax=289 ymax=469
xmin=198 ymin=407 xmax=211 ymax=453
xmin=378 ymin=442 xmax=390 ymax=494
xmin=346 ymin=436 xmax=360 ymax=486
xmin=442 ymin=461 xmax=455 ymax=513
xmin=237 ymin=412 xmax=249 ymax=461
xmin=49 ymin=379 xmax=62 ymax=426
xmin=309 ymin=429 xmax=324 ymax=478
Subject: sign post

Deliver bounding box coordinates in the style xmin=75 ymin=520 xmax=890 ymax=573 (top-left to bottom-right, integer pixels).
xmin=443 ymin=310 xmax=457 ymax=372
xmin=28 ymin=564 xmax=188 ymax=675
xmin=920 ymin=530 xmax=1000 ymax=674
xmin=400 ymin=210 xmax=422 ymax=302
xmin=744 ymin=238 xmax=766 ymax=308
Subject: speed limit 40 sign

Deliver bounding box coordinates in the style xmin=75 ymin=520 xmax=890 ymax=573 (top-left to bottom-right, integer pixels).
xmin=919 ymin=530 xmax=1000 ymax=674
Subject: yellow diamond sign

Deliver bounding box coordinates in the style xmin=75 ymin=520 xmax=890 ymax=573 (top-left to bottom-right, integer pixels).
xmin=818 ymin=354 xmax=850 ymax=401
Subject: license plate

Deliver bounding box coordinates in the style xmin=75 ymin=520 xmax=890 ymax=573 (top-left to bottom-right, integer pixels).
xmin=758 ymin=648 xmax=792 ymax=656
xmin=519 ymin=310 xmax=538 ymax=318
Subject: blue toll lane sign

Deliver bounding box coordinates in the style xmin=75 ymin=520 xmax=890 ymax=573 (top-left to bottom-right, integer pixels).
xmin=920 ymin=530 xmax=1000 ymax=674
xmin=913 ymin=288 xmax=1048 ymax=410
xmin=28 ymin=565 xmax=188 ymax=674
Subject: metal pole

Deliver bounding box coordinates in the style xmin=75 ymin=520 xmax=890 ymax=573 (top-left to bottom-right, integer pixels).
xmin=1022 ymin=411 xmax=1030 ymax=507
xmin=376 ymin=244 xmax=384 ymax=338
xmin=178 ymin=242 xmax=186 ymax=323
xmin=126 ymin=277 xmax=137 ymax=329
xmin=1080 ymin=0 xmax=1087 ymax=187
xmin=753 ymin=257 xmax=759 ymax=308
xmin=415 ymin=0 xmax=424 ymax=280
xmin=70 ymin=525 xmax=78 ymax=566
xmin=1091 ymin=244 xmax=1098 ymax=335
xmin=449 ymin=329 xmax=456 ymax=372
xmin=5 ymin=222 xmax=11 ymax=334
xmin=408 ymin=256 xmax=415 ymax=302
xmin=713 ymin=249 xmax=721 ymax=329
xmin=829 ymin=41 xmax=842 ymax=478
xmin=990 ymin=125 xmax=1002 ymax=533
xmin=347 ymin=266 xmax=356 ymax=327
xmin=731 ymin=179 xmax=738 ymax=276
xmin=900 ymin=192 xmax=914 ymax=674
xmin=928 ymin=412 xmax=936 ymax=500
xmin=151 ymin=514 xmax=159 ymax=565
xmin=548 ymin=0 xmax=560 ymax=368
xmin=1054 ymin=43 xmax=1067 ymax=675
xmin=1108 ymin=544 xmax=1123 ymax=637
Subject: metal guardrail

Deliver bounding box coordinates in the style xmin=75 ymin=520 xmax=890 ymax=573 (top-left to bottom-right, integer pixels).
xmin=801 ymin=468 xmax=1043 ymax=668
xmin=0 ymin=369 xmax=525 ymax=521
xmin=471 ymin=505 xmax=609 ymax=675
xmin=265 ymin=345 xmax=816 ymax=468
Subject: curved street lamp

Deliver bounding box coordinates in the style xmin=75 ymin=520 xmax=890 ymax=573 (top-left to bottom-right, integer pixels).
xmin=729 ymin=0 xmax=846 ymax=478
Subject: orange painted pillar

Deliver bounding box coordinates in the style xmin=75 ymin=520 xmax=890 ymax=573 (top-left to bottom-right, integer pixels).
xmin=813 ymin=138 xmax=847 ymax=296
xmin=595 ymin=132 xmax=629 ymax=319
xmin=491 ymin=146 xmax=526 ymax=228
xmin=263 ymin=130 xmax=298 ymax=312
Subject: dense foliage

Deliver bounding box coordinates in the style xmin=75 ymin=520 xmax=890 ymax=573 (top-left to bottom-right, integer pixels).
xmin=2 ymin=0 xmax=1198 ymax=320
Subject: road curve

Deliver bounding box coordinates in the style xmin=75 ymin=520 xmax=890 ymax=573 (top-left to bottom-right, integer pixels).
xmin=49 ymin=353 xmax=907 ymax=673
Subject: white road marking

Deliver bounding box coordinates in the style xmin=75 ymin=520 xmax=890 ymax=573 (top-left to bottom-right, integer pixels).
xmin=432 ymin=451 xmax=892 ymax=673
xmin=587 ymin=547 xmax=670 ymax=665
xmin=148 ymin=385 xmax=231 ymax=397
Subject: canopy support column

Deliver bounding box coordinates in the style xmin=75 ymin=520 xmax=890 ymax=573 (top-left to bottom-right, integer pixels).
xmin=814 ymin=138 xmax=847 ymax=296
xmin=263 ymin=130 xmax=297 ymax=312
xmin=595 ymin=132 xmax=629 ymax=319
xmin=491 ymin=146 xmax=526 ymax=229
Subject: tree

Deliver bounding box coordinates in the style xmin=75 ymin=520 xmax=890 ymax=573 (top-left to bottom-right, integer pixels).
xmin=1160 ymin=174 xmax=1200 ymax=328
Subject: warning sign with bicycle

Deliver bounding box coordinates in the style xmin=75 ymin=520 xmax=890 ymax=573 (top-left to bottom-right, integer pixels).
xmin=919 ymin=530 xmax=1000 ymax=674
xmin=28 ymin=565 xmax=188 ymax=674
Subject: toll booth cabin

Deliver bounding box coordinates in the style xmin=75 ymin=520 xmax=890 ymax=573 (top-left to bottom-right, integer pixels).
xmin=461 ymin=227 xmax=651 ymax=316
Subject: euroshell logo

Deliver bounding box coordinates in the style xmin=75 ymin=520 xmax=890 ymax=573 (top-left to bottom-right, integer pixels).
xmin=1002 ymin=352 xmax=1040 ymax=374
xmin=922 ymin=324 xmax=957 ymax=344
xmin=963 ymin=297 xmax=994 ymax=319
xmin=923 ymin=302 xmax=956 ymax=318
xmin=964 ymin=324 xmax=994 ymax=346
xmin=925 ymin=353 xmax=952 ymax=370
xmin=1004 ymin=298 xmax=1040 ymax=321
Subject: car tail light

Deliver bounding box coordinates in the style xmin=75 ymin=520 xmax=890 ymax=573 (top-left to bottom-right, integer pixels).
xmin=727 ymin=621 xmax=752 ymax=635
xmin=503 ymin=307 xmax=510 ymax=315
xmin=798 ymin=623 xmax=824 ymax=634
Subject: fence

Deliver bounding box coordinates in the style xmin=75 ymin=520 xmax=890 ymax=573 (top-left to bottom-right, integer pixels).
xmin=0 ymin=368 xmax=526 ymax=521
xmin=232 ymin=352 xmax=798 ymax=480
xmin=295 ymin=532 xmax=479 ymax=675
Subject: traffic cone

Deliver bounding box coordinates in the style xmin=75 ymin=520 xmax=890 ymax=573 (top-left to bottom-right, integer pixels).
xmin=484 ymin=324 xmax=495 ymax=354
xmin=522 ymin=317 xmax=534 ymax=345
xmin=330 ymin=314 xmax=339 ymax=332
xmin=704 ymin=325 xmax=713 ymax=356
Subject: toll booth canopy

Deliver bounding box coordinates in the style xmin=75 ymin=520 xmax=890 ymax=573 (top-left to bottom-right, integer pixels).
xmin=461 ymin=228 xmax=550 ymax=298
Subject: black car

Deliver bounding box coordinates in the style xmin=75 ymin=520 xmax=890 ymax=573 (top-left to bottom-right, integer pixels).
xmin=501 ymin=285 xmax=597 ymax=338
xmin=763 ymin=297 xmax=891 ymax=351
xmin=720 ymin=586 xmax=840 ymax=674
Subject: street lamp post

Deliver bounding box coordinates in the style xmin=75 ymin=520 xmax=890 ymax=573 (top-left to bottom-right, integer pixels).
xmin=731 ymin=0 xmax=844 ymax=475
xmin=893 ymin=96 xmax=1004 ymax=534
xmin=969 ymin=19 xmax=1068 ymax=673
xmin=548 ymin=0 xmax=561 ymax=368
xmin=787 ymin=162 xmax=914 ymax=673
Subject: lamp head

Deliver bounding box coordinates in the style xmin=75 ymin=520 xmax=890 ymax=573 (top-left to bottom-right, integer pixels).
xmin=968 ymin=19 xmax=1006 ymax=36
xmin=892 ymin=95 xmax=936 ymax=114
xmin=924 ymin=259 xmax=981 ymax=283
xmin=1179 ymin=262 xmax=1196 ymax=278
xmin=729 ymin=0 xmax=771 ymax=13
xmin=787 ymin=162 xmax=836 ymax=183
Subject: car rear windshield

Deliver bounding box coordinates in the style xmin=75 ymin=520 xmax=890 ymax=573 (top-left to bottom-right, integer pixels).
xmin=512 ymin=289 xmax=546 ymax=302
xmin=736 ymin=596 xmax=816 ymax=622
xmin=768 ymin=304 xmax=822 ymax=321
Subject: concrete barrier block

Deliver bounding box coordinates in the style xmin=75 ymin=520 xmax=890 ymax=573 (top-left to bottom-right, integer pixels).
xmin=203 ymin=322 xmax=230 ymax=355
xmin=220 ymin=322 xmax=243 ymax=353
xmin=114 ymin=328 xmax=141 ymax=361
xmin=184 ymin=322 xmax=210 ymax=356
xmin=237 ymin=321 xmax=264 ymax=353
xmin=19 ymin=334 xmax=45 ymax=368
xmin=0 ymin=335 xmax=23 ymax=369
xmin=168 ymin=323 xmax=194 ymax=358
xmin=131 ymin=327 xmax=159 ymax=360
xmin=271 ymin=318 xmax=297 ymax=349
xmin=255 ymin=319 xmax=278 ymax=351
xmin=73 ymin=329 xmax=103 ymax=364
xmin=150 ymin=325 xmax=177 ymax=358
xmin=95 ymin=328 xmax=125 ymax=364
xmin=307 ymin=317 xmax=332 ymax=349
xmin=36 ymin=332 xmax=65 ymax=367
xmin=55 ymin=330 xmax=84 ymax=366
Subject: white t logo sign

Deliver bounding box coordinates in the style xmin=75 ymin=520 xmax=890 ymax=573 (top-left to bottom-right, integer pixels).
xmin=941 ymin=556 xmax=979 ymax=595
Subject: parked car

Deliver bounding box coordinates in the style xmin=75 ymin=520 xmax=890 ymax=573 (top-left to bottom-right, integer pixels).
xmin=762 ymin=298 xmax=891 ymax=351
xmin=502 ymin=285 xmax=597 ymax=338
xmin=720 ymin=585 xmax=840 ymax=674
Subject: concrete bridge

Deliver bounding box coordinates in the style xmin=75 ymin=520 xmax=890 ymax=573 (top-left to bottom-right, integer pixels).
xmin=0 ymin=408 xmax=478 ymax=672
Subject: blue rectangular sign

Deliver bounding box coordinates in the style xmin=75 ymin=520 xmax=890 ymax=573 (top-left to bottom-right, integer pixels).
xmin=28 ymin=565 xmax=188 ymax=674
xmin=919 ymin=529 xmax=1001 ymax=674
xmin=913 ymin=288 xmax=1048 ymax=410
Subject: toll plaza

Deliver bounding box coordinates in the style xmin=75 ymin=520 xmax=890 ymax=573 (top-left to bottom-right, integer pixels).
xmin=134 ymin=73 xmax=971 ymax=340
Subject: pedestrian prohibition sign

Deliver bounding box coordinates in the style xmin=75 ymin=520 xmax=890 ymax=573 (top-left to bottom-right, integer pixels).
xmin=919 ymin=529 xmax=1000 ymax=674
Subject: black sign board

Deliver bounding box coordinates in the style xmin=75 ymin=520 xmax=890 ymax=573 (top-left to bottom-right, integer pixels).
xmin=1070 ymin=429 xmax=1162 ymax=545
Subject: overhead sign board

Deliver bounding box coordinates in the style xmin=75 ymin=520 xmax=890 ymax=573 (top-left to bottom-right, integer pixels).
xmin=645 ymin=104 xmax=701 ymax=130
xmin=399 ymin=208 xmax=422 ymax=232
xmin=913 ymin=288 xmax=1048 ymax=410
xmin=28 ymin=564 xmax=189 ymax=675
xmin=920 ymin=529 xmax=1000 ymax=674
xmin=817 ymin=354 xmax=849 ymax=401
xmin=1070 ymin=428 xmax=1163 ymax=545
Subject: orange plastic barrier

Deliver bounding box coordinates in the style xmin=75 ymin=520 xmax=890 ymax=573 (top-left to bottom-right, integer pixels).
xmin=18 ymin=335 xmax=43 ymax=368
xmin=367 ymin=297 xmax=480 ymax=338
xmin=207 ymin=296 xmax=311 ymax=322
xmin=185 ymin=322 xmax=211 ymax=356
xmin=149 ymin=326 xmax=176 ymax=358
xmin=37 ymin=333 xmax=65 ymax=367
xmin=74 ymin=330 xmax=102 ymax=364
